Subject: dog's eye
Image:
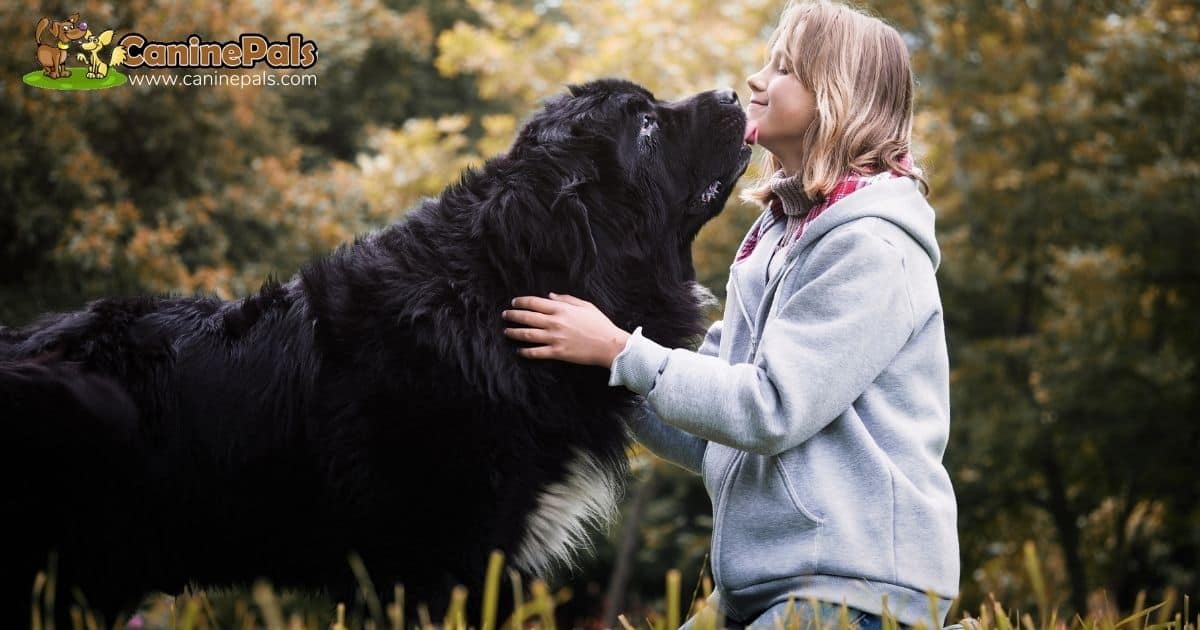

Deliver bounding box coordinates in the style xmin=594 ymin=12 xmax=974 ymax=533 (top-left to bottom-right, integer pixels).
xmin=639 ymin=114 xmax=658 ymax=136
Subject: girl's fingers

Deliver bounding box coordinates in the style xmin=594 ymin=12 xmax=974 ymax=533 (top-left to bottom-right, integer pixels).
xmin=501 ymin=308 xmax=554 ymax=328
xmin=504 ymin=327 xmax=554 ymax=346
xmin=549 ymin=293 xmax=588 ymax=307
xmin=511 ymin=296 xmax=561 ymax=313
xmin=517 ymin=345 xmax=555 ymax=360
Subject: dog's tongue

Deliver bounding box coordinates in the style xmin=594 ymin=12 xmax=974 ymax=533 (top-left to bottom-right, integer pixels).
xmin=743 ymin=121 xmax=759 ymax=145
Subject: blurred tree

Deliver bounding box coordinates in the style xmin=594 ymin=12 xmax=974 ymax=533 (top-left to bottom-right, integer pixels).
xmin=883 ymin=0 xmax=1199 ymax=617
xmin=282 ymin=0 xmax=507 ymax=162
xmin=0 ymin=0 xmax=493 ymax=322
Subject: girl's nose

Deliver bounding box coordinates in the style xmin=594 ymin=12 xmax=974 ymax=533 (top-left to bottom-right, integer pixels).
xmin=746 ymin=72 xmax=764 ymax=94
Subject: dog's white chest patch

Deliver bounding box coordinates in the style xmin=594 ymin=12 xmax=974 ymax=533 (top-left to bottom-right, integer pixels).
xmin=512 ymin=448 xmax=622 ymax=578
xmin=687 ymin=280 xmax=719 ymax=311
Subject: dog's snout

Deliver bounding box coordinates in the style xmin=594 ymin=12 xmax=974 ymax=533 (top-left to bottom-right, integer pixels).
xmin=715 ymin=89 xmax=739 ymax=105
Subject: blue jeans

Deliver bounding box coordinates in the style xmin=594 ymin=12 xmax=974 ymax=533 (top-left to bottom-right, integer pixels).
xmin=679 ymin=590 xmax=911 ymax=630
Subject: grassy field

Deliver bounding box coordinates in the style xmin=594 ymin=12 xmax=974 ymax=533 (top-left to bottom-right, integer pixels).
xmin=26 ymin=544 xmax=1195 ymax=630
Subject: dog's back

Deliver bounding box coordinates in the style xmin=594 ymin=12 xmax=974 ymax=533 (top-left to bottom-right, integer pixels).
xmin=0 ymin=258 xmax=512 ymax=623
xmin=0 ymin=279 xmax=341 ymax=618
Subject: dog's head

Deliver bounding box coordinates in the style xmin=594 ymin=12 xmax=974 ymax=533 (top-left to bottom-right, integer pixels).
xmin=479 ymin=79 xmax=752 ymax=293
xmin=49 ymin=13 xmax=88 ymax=44
xmin=80 ymin=29 xmax=115 ymax=52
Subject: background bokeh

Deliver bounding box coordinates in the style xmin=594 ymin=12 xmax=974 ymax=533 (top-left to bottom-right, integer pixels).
xmin=2 ymin=0 xmax=1197 ymax=627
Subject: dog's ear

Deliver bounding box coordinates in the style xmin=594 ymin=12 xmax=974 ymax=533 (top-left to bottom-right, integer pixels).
xmin=98 ymin=29 xmax=114 ymax=46
xmin=478 ymin=175 xmax=598 ymax=287
xmin=548 ymin=178 xmax=598 ymax=279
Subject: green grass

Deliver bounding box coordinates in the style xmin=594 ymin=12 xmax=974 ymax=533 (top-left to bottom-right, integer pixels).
xmin=22 ymin=66 xmax=127 ymax=91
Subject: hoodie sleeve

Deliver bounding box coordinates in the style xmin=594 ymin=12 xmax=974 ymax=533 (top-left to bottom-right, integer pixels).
xmin=608 ymin=227 xmax=915 ymax=457
xmin=618 ymin=320 xmax=721 ymax=474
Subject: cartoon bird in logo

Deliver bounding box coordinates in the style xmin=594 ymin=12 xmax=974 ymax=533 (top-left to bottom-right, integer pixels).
xmin=76 ymin=29 xmax=125 ymax=79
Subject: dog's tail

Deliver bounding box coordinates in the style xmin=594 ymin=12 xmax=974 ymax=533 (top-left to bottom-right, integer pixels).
xmin=109 ymin=45 xmax=126 ymax=68
xmin=35 ymin=17 xmax=49 ymax=45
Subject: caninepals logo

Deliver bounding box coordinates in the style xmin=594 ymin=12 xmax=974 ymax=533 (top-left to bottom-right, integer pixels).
xmin=23 ymin=11 xmax=319 ymax=91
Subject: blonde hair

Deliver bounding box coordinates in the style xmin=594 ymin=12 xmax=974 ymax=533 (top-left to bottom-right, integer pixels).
xmin=741 ymin=0 xmax=928 ymax=206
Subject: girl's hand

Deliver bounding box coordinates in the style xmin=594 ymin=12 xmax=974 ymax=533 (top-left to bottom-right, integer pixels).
xmin=501 ymin=293 xmax=631 ymax=369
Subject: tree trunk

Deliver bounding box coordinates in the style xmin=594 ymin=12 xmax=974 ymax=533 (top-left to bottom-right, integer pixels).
xmin=1042 ymin=448 xmax=1089 ymax=617
xmin=603 ymin=468 xmax=659 ymax=629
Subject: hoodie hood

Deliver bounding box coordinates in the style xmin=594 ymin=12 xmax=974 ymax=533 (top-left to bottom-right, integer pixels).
xmin=784 ymin=176 xmax=940 ymax=271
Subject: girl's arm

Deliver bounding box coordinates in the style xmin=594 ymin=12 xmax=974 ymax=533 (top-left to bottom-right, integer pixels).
xmin=608 ymin=227 xmax=915 ymax=456
xmin=620 ymin=320 xmax=721 ymax=474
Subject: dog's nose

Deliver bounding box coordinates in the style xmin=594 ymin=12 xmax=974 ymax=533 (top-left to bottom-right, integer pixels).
xmin=715 ymin=89 xmax=739 ymax=105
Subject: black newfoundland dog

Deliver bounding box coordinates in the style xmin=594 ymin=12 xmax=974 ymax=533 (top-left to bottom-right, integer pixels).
xmin=0 ymin=78 xmax=751 ymax=625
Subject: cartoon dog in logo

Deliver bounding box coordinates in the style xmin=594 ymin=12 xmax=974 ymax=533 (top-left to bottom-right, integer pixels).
xmin=77 ymin=29 xmax=126 ymax=79
xmin=35 ymin=12 xmax=87 ymax=78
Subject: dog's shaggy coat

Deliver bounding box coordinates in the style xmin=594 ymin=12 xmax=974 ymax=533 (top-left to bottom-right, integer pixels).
xmin=0 ymin=79 xmax=750 ymax=625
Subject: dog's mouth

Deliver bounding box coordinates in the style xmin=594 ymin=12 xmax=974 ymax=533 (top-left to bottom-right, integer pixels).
xmin=692 ymin=113 xmax=754 ymax=211
xmin=699 ymin=149 xmax=751 ymax=205
xmin=699 ymin=179 xmax=724 ymax=205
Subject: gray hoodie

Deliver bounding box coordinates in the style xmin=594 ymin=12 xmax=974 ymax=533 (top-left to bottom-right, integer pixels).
xmin=608 ymin=176 xmax=960 ymax=628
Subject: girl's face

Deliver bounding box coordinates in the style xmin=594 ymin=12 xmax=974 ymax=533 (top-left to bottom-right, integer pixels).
xmin=745 ymin=40 xmax=816 ymax=172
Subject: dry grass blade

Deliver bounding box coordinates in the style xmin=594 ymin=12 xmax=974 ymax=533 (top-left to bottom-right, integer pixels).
xmin=331 ymin=603 xmax=347 ymax=630
xmin=32 ymin=571 xmax=46 ymax=630
xmin=348 ymin=553 xmax=386 ymax=628
xmin=481 ymin=550 xmax=504 ymax=630
xmin=666 ymin=569 xmax=681 ymax=630
xmin=252 ymin=581 xmax=285 ymax=630
xmin=388 ymin=585 xmax=405 ymax=630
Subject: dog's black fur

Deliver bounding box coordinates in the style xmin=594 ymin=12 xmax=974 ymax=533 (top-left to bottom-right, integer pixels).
xmin=0 ymin=79 xmax=750 ymax=626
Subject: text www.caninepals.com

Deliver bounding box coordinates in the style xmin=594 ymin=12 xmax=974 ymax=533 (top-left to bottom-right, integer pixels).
xmin=127 ymin=71 xmax=317 ymax=88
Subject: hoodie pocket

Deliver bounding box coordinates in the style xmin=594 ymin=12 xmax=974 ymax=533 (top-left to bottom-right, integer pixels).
xmin=715 ymin=453 xmax=823 ymax=594
xmin=774 ymin=457 xmax=826 ymax=524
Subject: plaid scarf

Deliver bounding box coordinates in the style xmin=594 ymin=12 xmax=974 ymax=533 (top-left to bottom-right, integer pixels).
xmin=735 ymin=154 xmax=917 ymax=263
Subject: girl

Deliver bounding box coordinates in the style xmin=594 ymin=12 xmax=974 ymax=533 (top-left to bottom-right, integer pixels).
xmin=500 ymin=1 xmax=959 ymax=628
